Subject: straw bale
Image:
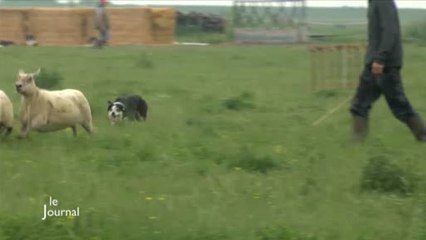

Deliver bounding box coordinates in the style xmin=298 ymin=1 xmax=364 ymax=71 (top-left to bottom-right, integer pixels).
xmin=0 ymin=7 xmax=175 ymax=46
xmin=79 ymin=9 xmax=97 ymax=42
xmin=28 ymin=8 xmax=90 ymax=46
xmin=107 ymin=8 xmax=153 ymax=45
xmin=0 ymin=9 xmax=30 ymax=44
xmin=148 ymin=12 xmax=172 ymax=44
xmin=152 ymin=32 xmax=174 ymax=44
xmin=150 ymin=8 xmax=176 ymax=19
xmin=152 ymin=18 xmax=175 ymax=30
xmin=150 ymin=8 xmax=175 ymax=30
xmin=149 ymin=8 xmax=175 ymax=44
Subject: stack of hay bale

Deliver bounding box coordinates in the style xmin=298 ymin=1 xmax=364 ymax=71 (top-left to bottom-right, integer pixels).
xmin=79 ymin=9 xmax=97 ymax=44
xmin=0 ymin=9 xmax=28 ymax=45
xmin=150 ymin=8 xmax=176 ymax=44
xmin=107 ymin=8 xmax=153 ymax=45
xmin=28 ymin=8 xmax=89 ymax=46
xmin=0 ymin=7 xmax=176 ymax=46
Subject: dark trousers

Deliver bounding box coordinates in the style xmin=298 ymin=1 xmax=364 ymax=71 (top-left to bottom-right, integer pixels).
xmin=350 ymin=65 xmax=416 ymax=122
xmin=96 ymin=29 xmax=109 ymax=47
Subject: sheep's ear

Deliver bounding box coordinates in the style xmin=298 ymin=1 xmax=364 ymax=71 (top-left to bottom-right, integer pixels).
xmin=18 ymin=69 xmax=25 ymax=76
xmin=33 ymin=68 xmax=41 ymax=76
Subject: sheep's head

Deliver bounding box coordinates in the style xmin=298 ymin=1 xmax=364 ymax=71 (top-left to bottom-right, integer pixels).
xmin=16 ymin=69 xmax=40 ymax=96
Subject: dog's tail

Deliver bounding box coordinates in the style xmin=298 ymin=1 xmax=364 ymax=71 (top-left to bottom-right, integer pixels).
xmin=138 ymin=99 xmax=148 ymax=121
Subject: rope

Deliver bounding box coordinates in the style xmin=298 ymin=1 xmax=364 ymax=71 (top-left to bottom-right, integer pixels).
xmin=311 ymin=95 xmax=353 ymax=126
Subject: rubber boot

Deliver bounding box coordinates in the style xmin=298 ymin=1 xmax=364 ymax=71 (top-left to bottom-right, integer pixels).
xmin=352 ymin=114 xmax=368 ymax=142
xmin=406 ymin=116 xmax=426 ymax=142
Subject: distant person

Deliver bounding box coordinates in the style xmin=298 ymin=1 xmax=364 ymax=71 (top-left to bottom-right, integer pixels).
xmin=95 ymin=0 xmax=110 ymax=48
xmin=350 ymin=0 xmax=426 ymax=142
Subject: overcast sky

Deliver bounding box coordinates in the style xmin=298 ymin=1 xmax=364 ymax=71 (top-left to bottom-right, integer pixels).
xmin=108 ymin=0 xmax=426 ymax=9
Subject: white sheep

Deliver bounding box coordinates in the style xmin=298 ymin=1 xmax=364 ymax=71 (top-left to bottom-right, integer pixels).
xmin=0 ymin=89 xmax=13 ymax=137
xmin=16 ymin=69 xmax=93 ymax=138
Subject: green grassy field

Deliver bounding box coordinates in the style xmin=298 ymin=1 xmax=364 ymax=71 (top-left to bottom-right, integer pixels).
xmin=0 ymin=45 xmax=426 ymax=240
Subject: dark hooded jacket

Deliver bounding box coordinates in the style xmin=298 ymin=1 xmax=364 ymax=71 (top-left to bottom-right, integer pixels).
xmin=365 ymin=0 xmax=402 ymax=67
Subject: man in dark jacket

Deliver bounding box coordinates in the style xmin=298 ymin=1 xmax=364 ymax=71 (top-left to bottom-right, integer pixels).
xmin=350 ymin=0 xmax=426 ymax=142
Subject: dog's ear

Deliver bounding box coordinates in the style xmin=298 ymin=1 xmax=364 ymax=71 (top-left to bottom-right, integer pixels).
xmin=107 ymin=100 xmax=113 ymax=111
xmin=118 ymin=104 xmax=125 ymax=112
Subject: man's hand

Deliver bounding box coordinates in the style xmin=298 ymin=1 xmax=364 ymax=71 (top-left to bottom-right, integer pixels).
xmin=371 ymin=62 xmax=384 ymax=75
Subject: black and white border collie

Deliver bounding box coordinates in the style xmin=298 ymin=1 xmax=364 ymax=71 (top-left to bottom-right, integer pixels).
xmin=107 ymin=95 xmax=148 ymax=125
